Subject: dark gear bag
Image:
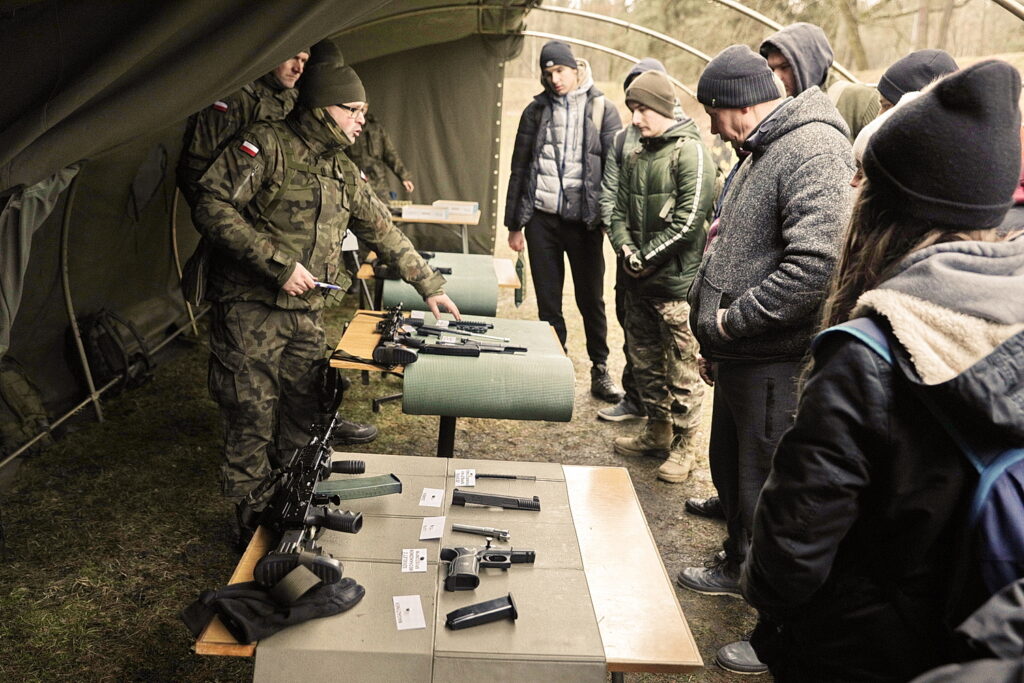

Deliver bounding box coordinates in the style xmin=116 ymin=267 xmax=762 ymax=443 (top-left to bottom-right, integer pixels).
xmin=77 ymin=308 xmax=155 ymax=393
xmin=181 ymin=578 xmax=365 ymax=644
xmin=817 ymin=318 xmax=1024 ymax=610
xmin=0 ymin=355 xmax=53 ymax=456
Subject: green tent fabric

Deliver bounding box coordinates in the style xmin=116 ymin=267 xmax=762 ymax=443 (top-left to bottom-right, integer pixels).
xmin=403 ymin=316 xmax=574 ymax=422
xmin=381 ymin=252 xmax=500 ymax=316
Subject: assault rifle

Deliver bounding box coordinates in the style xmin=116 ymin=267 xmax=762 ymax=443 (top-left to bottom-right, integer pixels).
xmin=371 ymin=306 xmax=526 ymax=367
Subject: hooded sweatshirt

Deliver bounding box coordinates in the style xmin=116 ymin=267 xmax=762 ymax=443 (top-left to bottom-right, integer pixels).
xmin=760 ymin=23 xmax=834 ymax=95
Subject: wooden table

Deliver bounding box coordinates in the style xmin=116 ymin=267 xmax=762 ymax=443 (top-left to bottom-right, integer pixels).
xmin=393 ymin=210 xmax=481 ymax=254
xmin=195 ymin=459 xmax=703 ymax=679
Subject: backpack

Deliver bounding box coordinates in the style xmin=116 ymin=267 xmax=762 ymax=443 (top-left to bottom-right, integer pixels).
xmin=817 ymin=317 xmax=1024 ymax=601
xmin=77 ymin=308 xmax=155 ymax=394
xmin=0 ymin=355 xmax=53 ymax=457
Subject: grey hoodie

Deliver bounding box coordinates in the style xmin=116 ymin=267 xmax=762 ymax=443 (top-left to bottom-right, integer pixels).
xmin=689 ymin=87 xmax=854 ymax=361
xmin=760 ymin=23 xmax=834 ymax=95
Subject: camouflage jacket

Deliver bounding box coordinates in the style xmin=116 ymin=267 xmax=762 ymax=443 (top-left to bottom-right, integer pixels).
xmin=345 ymin=115 xmax=412 ymax=198
xmin=192 ymin=107 xmax=445 ymax=310
xmin=177 ymin=75 xmax=298 ymax=204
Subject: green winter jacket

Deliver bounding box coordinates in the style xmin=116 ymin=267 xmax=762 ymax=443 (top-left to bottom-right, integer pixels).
xmin=608 ymin=119 xmax=715 ymax=299
xmin=192 ymin=107 xmax=444 ymax=311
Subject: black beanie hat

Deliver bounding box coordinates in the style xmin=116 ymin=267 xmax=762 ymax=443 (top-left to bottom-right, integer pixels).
xmin=697 ymin=45 xmax=780 ymax=108
xmin=626 ymin=71 xmax=676 ymax=119
xmin=299 ymin=40 xmax=365 ymax=108
xmin=539 ymin=41 xmax=576 ymax=71
xmin=878 ymin=49 xmax=958 ymax=106
xmin=863 ymin=59 xmax=1022 ymax=229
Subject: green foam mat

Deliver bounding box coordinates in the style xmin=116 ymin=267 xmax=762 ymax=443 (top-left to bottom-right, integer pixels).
xmin=403 ymin=315 xmax=574 ymax=422
xmin=381 ymin=252 xmax=499 ymax=316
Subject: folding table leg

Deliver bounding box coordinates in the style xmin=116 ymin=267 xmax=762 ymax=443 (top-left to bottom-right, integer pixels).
xmin=437 ymin=416 xmax=457 ymax=457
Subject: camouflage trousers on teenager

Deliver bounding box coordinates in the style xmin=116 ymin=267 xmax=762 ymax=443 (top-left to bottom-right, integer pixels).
xmin=208 ymin=301 xmax=325 ymax=497
xmin=623 ymin=293 xmax=704 ymax=433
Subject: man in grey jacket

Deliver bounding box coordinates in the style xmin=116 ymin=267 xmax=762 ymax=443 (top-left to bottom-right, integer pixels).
xmin=505 ymin=41 xmax=623 ymax=402
xmin=678 ymin=45 xmax=854 ymax=675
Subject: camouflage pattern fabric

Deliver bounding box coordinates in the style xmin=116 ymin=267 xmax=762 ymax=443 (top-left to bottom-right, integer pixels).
xmin=177 ymin=75 xmax=297 ymax=205
xmin=208 ymin=302 xmax=324 ymax=496
xmin=345 ymin=115 xmax=412 ymax=200
xmin=623 ymin=293 xmax=704 ymax=432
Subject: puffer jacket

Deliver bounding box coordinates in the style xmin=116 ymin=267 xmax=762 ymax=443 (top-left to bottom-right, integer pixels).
xmin=504 ymin=58 xmax=621 ymax=230
xmin=742 ymin=236 xmax=1024 ymax=682
xmin=688 ymin=87 xmax=854 ymax=362
xmin=607 ymin=119 xmax=715 ymax=299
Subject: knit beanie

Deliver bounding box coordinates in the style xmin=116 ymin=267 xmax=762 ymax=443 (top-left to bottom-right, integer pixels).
xmin=878 ymin=49 xmax=958 ymax=106
xmin=299 ymin=40 xmax=365 ymax=108
xmin=863 ymin=60 xmax=1022 ymax=229
xmin=697 ymin=45 xmax=780 ymax=108
xmin=624 ymin=57 xmax=666 ymax=92
xmin=539 ymin=41 xmax=576 ymax=71
xmin=626 ymin=71 xmax=676 ymax=119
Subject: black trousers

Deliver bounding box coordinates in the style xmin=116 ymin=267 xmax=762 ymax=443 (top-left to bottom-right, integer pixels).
xmin=524 ymin=210 xmax=609 ymax=365
xmin=709 ymin=359 xmax=801 ymax=565
xmin=614 ymin=272 xmax=640 ymax=404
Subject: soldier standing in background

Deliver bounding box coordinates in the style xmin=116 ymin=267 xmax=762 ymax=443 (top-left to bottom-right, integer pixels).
xmin=346 ymin=114 xmax=415 ymax=200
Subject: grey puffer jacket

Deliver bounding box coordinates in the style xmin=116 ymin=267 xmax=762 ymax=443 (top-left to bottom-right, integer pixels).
xmin=688 ymin=87 xmax=854 ymax=362
xmin=504 ymin=59 xmax=622 ymax=230
xmin=534 ymin=67 xmax=594 ymax=220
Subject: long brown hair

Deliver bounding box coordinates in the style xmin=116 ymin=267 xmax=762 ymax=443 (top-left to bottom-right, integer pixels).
xmin=819 ymin=178 xmax=1003 ymax=330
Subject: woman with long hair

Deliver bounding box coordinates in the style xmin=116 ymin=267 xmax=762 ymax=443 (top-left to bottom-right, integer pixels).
xmin=739 ymin=60 xmax=1024 ymax=682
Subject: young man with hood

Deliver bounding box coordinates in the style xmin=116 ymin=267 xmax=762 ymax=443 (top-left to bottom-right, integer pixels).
xmin=759 ymin=22 xmax=834 ymax=99
xmin=680 ymin=44 xmax=854 ymax=674
xmin=743 ymin=59 xmax=1024 ymax=681
xmin=504 ymin=40 xmax=623 ymax=403
xmin=192 ymin=40 xmax=459 ymax=502
xmin=606 ymin=70 xmax=716 ymax=483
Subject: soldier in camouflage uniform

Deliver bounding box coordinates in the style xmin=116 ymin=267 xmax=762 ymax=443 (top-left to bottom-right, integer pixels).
xmin=607 ymin=71 xmax=715 ymax=484
xmin=177 ymin=49 xmax=309 ymax=205
xmin=193 ymin=42 xmax=460 ymax=497
xmin=346 ymin=114 xmax=415 ymax=200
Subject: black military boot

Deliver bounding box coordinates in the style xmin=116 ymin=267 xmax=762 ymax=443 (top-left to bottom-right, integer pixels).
xmin=331 ymin=418 xmax=378 ymax=446
xmin=590 ymin=363 xmax=624 ymax=403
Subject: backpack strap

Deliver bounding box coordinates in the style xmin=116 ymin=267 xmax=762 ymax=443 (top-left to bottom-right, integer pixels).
xmin=591 ymin=95 xmax=606 ymax=137
xmin=251 ymin=123 xmax=297 ymax=231
xmin=613 ymin=128 xmax=628 ymax=166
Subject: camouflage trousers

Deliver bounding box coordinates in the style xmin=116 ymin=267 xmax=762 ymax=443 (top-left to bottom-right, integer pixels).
xmin=208 ymin=301 xmax=325 ymax=497
xmin=623 ymin=293 xmax=704 ymax=432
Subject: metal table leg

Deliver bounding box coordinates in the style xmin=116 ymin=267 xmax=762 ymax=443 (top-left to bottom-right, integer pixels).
xmin=437 ymin=416 xmax=456 ymax=457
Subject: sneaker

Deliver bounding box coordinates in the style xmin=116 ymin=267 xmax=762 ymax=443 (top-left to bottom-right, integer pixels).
xmin=590 ymin=364 xmax=625 ymax=403
xmin=331 ymin=418 xmax=378 ymax=445
xmin=676 ymin=556 xmax=742 ymax=598
xmin=685 ymin=495 xmax=725 ymax=520
xmin=716 ymin=637 xmax=768 ymax=675
xmin=597 ymin=398 xmax=645 ymax=422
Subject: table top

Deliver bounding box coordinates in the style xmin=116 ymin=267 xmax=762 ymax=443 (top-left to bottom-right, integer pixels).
xmin=330 ymin=310 xmax=395 ymax=371
xmin=195 ymin=458 xmax=702 ymax=674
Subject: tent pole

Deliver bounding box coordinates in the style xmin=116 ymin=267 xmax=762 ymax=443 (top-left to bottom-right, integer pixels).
xmin=59 ymin=174 xmax=104 ymax=423
xmin=991 ymin=0 xmax=1024 ymax=20
xmin=170 ymin=187 xmax=199 ymax=337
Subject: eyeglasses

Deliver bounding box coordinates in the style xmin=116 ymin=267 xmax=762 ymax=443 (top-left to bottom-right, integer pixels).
xmin=337 ymin=103 xmax=369 ymax=119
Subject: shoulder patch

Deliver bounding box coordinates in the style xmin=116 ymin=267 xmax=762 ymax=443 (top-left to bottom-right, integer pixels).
xmin=239 ymin=140 xmax=260 ymax=157
xmin=212 ymin=100 xmax=229 ymax=113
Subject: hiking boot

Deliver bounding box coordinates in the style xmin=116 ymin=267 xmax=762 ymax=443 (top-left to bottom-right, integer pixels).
xmin=331 ymin=418 xmax=378 ymax=446
xmin=685 ymin=495 xmax=725 ymax=520
xmin=590 ymin=364 xmax=624 ymax=403
xmin=597 ymin=397 xmax=645 ymax=422
xmin=716 ymin=637 xmax=768 ymax=675
xmin=676 ymin=556 xmax=742 ymax=598
xmin=657 ymin=433 xmax=696 ymax=483
xmin=614 ymin=420 xmax=672 ymax=458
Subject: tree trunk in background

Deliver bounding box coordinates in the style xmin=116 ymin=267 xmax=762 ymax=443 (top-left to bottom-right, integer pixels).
xmin=913 ymin=0 xmax=931 ymax=49
xmin=837 ymin=0 xmax=870 ymax=69
xmin=935 ymin=0 xmax=955 ymax=50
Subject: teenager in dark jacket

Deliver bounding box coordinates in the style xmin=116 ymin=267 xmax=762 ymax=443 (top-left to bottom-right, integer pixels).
xmin=743 ymin=59 xmax=1024 ymax=682
xmin=504 ymin=41 xmax=623 ymax=402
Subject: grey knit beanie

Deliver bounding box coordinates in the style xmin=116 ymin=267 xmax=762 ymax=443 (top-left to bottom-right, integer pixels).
xmin=697 ymin=45 xmax=780 ymax=108
xmin=626 ymin=71 xmax=676 ymax=119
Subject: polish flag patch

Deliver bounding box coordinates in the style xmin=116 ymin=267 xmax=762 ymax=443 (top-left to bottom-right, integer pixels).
xmin=239 ymin=140 xmax=260 ymax=157
xmin=212 ymin=100 xmax=228 ymax=113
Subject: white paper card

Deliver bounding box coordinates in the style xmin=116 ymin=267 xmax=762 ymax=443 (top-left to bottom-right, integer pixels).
xmin=410 ymin=310 xmax=426 ymax=320
xmin=435 ymin=319 xmax=450 ymax=328
xmin=401 ymin=548 xmax=428 ymax=572
xmin=393 ymin=595 xmax=426 ymax=630
xmin=419 ymin=488 xmax=444 ymax=507
xmin=454 ymin=469 xmax=476 ymax=486
xmin=419 ymin=516 xmax=445 ymax=540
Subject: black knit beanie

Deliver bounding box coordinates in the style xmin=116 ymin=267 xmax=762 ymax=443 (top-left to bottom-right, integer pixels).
xmin=878 ymin=49 xmax=958 ymax=106
xmin=626 ymin=71 xmax=676 ymax=119
xmin=697 ymin=45 xmax=780 ymax=108
xmin=863 ymin=59 xmax=1022 ymax=229
xmin=299 ymin=39 xmax=364 ymax=108
xmin=539 ymin=41 xmax=576 ymax=71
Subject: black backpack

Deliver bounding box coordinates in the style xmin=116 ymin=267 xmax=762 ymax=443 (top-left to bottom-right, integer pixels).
xmin=77 ymin=308 xmax=155 ymax=393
